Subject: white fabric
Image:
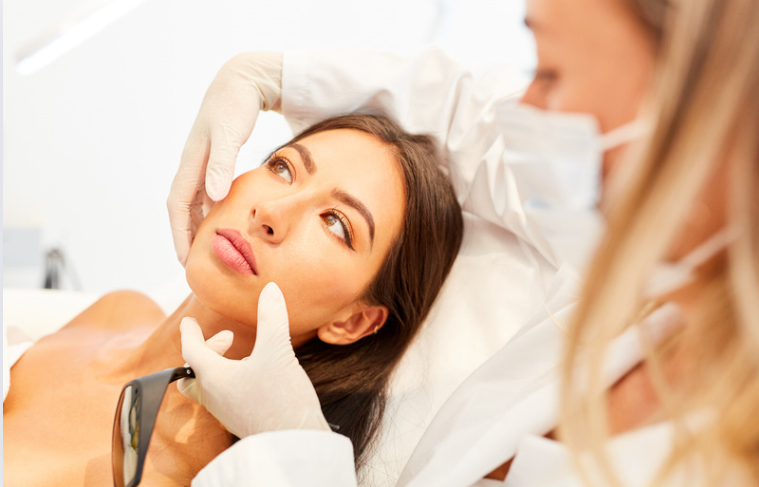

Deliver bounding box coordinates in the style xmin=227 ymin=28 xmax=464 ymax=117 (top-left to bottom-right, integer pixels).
xmin=498 ymin=421 xmax=696 ymax=487
xmin=194 ymin=46 xmax=610 ymax=487
xmin=2 ymin=288 xmax=100 ymax=340
xmin=399 ymin=297 xmax=682 ymax=487
xmin=193 ymin=430 xmax=357 ymax=487
xmin=3 ymin=321 xmax=36 ymax=402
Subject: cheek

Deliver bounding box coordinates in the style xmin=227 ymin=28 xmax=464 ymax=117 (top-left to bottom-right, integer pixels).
xmin=262 ymin=230 xmax=379 ymax=333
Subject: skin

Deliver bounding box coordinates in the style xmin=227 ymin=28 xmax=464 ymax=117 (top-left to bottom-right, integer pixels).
xmin=487 ymin=0 xmax=729 ymax=480
xmin=3 ymin=129 xmax=406 ymax=486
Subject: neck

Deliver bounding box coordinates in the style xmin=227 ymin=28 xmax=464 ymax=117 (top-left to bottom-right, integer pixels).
xmin=114 ymin=294 xmax=258 ymax=376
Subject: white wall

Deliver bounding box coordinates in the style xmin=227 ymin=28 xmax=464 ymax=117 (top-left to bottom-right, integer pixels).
xmin=3 ymin=0 xmax=535 ymax=295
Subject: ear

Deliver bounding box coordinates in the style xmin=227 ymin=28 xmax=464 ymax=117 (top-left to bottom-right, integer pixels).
xmin=317 ymin=305 xmax=388 ymax=345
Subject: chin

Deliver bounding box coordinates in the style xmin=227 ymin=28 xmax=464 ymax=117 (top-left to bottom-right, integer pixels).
xmin=185 ymin=249 xmax=260 ymax=326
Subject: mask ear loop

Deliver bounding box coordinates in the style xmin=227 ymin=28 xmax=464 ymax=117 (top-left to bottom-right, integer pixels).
xmin=600 ymin=119 xmax=651 ymax=151
xmin=679 ymin=227 xmax=738 ymax=269
xmin=644 ymin=228 xmax=738 ymax=300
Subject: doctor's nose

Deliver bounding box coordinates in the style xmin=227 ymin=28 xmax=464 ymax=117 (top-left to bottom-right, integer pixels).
xmin=519 ymin=78 xmax=548 ymax=109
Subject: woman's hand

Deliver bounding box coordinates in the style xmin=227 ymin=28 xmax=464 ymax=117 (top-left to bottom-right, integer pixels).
xmin=168 ymin=52 xmax=283 ymax=266
xmin=178 ymin=282 xmax=330 ymax=438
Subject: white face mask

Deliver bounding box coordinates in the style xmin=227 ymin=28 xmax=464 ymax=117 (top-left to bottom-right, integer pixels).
xmin=495 ymin=103 xmax=648 ymax=210
xmin=644 ymin=228 xmax=735 ymax=300
xmin=494 ymin=103 xmax=729 ymax=299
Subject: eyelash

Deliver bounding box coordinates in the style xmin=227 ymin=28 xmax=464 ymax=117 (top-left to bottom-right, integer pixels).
xmin=323 ymin=208 xmax=355 ymax=250
xmin=266 ymin=154 xmax=355 ymax=250
xmin=266 ymin=156 xmax=294 ymax=183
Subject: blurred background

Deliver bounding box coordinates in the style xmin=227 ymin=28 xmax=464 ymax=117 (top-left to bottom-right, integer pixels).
xmin=3 ymin=0 xmax=535 ymax=296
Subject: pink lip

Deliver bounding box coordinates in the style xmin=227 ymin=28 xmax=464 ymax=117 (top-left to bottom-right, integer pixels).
xmin=212 ymin=229 xmax=258 ymax=276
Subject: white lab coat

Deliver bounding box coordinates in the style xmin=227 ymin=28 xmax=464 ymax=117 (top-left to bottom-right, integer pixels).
xmin=191 ymin=47 xmax=651 ymax=487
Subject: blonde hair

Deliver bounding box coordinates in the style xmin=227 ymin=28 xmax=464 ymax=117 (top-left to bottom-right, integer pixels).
xmin=559 ymin=1 xmax=759 ymax=485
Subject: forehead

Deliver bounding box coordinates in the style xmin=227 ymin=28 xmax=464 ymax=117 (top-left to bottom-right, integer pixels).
xmin=291 ymin=128 xmax=402 ymax=187
xmin=526 ymin=0 xmax=635 ymax=46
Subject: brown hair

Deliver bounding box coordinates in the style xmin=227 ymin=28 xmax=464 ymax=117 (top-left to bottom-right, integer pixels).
xmin=273 ymin=114 xmax=463 ymax=469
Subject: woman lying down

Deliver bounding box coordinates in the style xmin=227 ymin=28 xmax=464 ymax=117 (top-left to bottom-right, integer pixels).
xmin=3 ymin=114 xmax=463 ymax=486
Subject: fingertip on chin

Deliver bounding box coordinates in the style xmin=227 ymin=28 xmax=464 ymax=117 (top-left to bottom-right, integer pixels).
xmin=180 ymin=317 xmax=200 ymax=333
xmin=262 ymin=281 xmax=282 ymax=296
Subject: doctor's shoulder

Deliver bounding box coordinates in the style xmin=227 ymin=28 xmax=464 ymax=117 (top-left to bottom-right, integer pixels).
xmin=60 ymin=289 xmax=166 ymax=333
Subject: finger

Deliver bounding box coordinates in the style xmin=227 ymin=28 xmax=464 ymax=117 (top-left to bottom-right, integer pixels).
xmin=205 ymin=138 xmax=240 ymax=201
xmin=169 ymin=220 xmax=192 ymax=267
xmin=254 ymin=282 xmax=295 ymax=360
xmin=167 ymin=192 xmax=194 ymax=267
xmin=169 ymin=138 xmax=210 ymax=267
xmin=179 ymin=317 xmax=228 ymax=370
xmin=202 ymin=191 xmax=215 ymax=218
xmin=177 ymin=376 xmax=201 ymax=403
xmin=205 ymin=329 xmax=234 ymax=356
xmin=190 ymin=188 xmax=207 ymax=236
xmin=178 ymin=329 xmax=233 ymax=403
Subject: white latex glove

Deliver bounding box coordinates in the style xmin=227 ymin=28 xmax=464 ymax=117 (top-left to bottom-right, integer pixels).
xmin=168 ymin=52 xmax=283 ymax=266
xmin=178 ymin=282 xmax=330 ymax=438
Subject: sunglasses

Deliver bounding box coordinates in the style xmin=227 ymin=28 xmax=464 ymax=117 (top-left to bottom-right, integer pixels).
xmin=111 ymin=366 xmax=195 ymax=487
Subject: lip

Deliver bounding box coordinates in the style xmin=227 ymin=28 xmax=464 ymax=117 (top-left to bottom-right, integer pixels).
xmin=212 ymin=228 xmax=259 ymax=276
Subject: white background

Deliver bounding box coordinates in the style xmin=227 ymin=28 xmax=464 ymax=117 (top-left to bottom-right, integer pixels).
xmin=3 ymin=0 xmax=535 ymax=295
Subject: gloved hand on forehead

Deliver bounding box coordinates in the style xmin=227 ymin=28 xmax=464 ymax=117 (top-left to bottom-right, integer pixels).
xmin=177 ymin=282 xmax=331 ymax=438
xmin=168 ymin=52 xmax=283 ymax=266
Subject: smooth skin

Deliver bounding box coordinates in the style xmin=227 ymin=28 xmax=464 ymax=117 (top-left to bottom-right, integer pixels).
xmin=3 ymin=129 xmax=406 ymax=486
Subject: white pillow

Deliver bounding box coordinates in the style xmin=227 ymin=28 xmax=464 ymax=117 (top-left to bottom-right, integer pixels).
xmin=360 ymin=212 xmax=558 ymax=486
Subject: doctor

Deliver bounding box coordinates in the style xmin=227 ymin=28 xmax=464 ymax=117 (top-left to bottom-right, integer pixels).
xmin=169 ymin=0 xmax=759 ymax=485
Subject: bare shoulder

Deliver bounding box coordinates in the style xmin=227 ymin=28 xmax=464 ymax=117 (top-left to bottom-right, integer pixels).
xmin=63 ymin=290 xmax=167 ymax=332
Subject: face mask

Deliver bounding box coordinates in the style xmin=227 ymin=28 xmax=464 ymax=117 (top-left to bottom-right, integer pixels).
xmin=644 ymin=228 xmax=735 ymax=300
xmin=495 ymin=103 xmax=648 ymax=210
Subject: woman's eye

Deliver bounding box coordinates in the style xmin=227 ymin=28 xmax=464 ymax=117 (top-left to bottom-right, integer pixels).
xmin=322 ymin=212 xmax=353 ymax=249
xmin=268 ymin=158 xmax=293 ymax=183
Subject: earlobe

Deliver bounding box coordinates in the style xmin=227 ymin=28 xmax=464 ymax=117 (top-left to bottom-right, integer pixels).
xmin=317 ymin=305 xmax=388 ymax=345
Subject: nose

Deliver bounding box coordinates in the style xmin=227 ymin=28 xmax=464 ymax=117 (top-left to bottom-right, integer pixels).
xmin=518 ymin=79 xmax=547 ymax=109
xmin=250 ymin=196 xmax=300 ymax=245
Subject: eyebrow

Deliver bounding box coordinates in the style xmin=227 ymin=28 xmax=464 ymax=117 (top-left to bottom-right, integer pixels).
xmin=289 ymin=143 xmax=316 ymax=174
xmin=332 ymin=189 xmax=375 ymax=246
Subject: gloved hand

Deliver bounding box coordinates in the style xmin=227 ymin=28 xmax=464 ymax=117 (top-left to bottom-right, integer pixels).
xmin=168 ymin=52 xmax=284 ymax=266
xmin=177 ymin=282 xmax=331 ymax=438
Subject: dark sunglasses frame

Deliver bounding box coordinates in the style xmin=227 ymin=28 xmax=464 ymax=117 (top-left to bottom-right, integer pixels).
xmin=112 ymin=366 xmax=195 ymax=487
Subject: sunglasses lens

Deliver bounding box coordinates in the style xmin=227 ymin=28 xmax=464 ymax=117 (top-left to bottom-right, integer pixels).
xmin=112 ymin=385 xmax=140 ymax=487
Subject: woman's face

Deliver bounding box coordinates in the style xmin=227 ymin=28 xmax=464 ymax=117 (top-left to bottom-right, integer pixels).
xmin=185 ymin=129 xmax=405 ymax=345
xmin=520 ymin=0 xmax=657 ymax=183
